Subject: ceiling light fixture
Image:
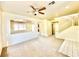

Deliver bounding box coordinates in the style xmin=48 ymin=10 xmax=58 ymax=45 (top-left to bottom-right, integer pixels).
xmin=65 ymin=6 xmax=69 ymax=9
xmin=48 ymin=1 xmax=55 ymax=5
xmin=30 ymin=5 xmax=46 ymax=16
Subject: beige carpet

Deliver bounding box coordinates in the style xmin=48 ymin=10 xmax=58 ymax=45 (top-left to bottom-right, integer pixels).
xmin=7 ymin=35 xmax=67 ymax=57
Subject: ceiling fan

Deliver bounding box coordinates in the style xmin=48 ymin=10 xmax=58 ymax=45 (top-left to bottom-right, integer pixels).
xmin=30 ymin=5 xmax=46 ymax=16
xmin=27 ymin=1 xmax=55 ymax=16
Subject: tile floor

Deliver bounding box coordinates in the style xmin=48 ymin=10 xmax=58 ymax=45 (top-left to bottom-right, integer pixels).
xmin=7 ymin=35 xmax=68 ymax=57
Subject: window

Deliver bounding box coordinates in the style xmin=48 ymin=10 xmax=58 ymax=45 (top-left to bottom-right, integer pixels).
xmin=10 ymin=20 xmax=32 ymax=34
xmin=14 ymin=23 xmax=26 ymax=31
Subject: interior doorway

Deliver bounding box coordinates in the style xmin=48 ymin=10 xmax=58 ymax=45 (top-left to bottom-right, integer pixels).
xmin=38 ymin=24 xmax=40 ymax=32
xmin=52 ymin=24 xmax=54 ymax=35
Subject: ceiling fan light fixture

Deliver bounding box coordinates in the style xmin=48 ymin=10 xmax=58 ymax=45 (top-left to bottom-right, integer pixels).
xmin=34 ymin=13 xmax=37 ymax=16
xmin=34 ymin=11 xmax=38 ymax=15
xmin=29 ymin=4 xmax=46 ymax=16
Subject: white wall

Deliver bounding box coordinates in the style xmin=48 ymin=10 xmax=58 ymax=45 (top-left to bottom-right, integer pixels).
xmin=39 ymin=20 xmax=48 ymax=36
xmin=78 ymin=19 xmax=79 ymax=25
xmin=0 ymin=7 xmax=2 ymax=55
xmin=2 ymin=12 xmax=40 ymax=46
xmin=39 ymin=20 xmax=52 ymax=36
xmin=54 ymin=13 xmax=79 ymax=35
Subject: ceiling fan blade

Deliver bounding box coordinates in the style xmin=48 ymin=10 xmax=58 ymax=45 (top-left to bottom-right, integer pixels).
xmin=30 ymin=5 xmax=36 ymax=11
xmin=38 ymin=7 xmax=46 ymax=11
xmin=39 ymin=11 xmax=45 ymax=15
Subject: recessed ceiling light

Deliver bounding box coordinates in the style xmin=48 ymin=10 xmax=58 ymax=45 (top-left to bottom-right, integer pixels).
xmin=65 ymin=6 xmax=69 ymax=9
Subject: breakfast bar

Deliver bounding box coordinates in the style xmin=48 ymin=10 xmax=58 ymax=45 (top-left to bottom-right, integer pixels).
xmin=56 ymin=26 xmax=79 ymax=56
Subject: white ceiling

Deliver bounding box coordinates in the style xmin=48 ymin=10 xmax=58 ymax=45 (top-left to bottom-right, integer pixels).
xmin=0 ymin=1 xmax=79 ymax=19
